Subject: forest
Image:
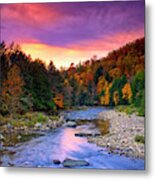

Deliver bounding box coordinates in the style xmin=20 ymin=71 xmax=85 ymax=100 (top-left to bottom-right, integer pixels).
xmin=0 ymin=37 xmax=145 ymax=117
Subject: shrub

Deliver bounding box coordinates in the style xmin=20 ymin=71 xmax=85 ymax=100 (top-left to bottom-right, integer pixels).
xmin=9 ymin=112 xmax=49 ymax=128
xmin=137 ymin=107 xmax=145 ymax=116
xmin=10 ymin=119 xmax=27 ymax=128
xmin=135 ymin=135 xmax=145 ymax=144
xmin=36 ymin=113 xmax=48 ymax=123
xmin=49 ymin=115 xmax=59 ymax=121
xmin=0 ymin=104 xmax=9 ymax=116
xmin=0 ymin=114 xmax=9 ymax=125
xmin=115 ymin=104 xmax=144 ymax=116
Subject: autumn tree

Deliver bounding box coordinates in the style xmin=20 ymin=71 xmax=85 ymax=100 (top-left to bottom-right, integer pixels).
xmin=1 ymin=64 xmax=25 ymax=114
xmin=0 ymin=37 xmax=144 ymax=113
xmin=122 ymin=83 xmax=132 ymax=104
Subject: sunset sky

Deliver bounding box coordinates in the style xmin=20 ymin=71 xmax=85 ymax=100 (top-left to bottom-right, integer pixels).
xmin=1 ymin=1 xmax=145 ymax=68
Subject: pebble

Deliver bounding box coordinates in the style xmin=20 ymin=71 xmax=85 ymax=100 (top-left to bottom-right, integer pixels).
xmin=0 ymin=134 xmax=5 ymax=140
xmin=87 ymin=110 xmax=144 ymax=159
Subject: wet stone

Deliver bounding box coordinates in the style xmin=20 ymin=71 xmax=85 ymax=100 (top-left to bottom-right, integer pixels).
xmin=53 ymin=159 xmax=61 ymax=165
xmin=62 ymin=159 xmax=89 ymax=168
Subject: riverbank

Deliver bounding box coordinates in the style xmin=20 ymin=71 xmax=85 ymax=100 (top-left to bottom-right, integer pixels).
xmin=87 ymin=110 xmax=145 ymax=159
xmin=0 ymin=112 xmax=64 ymax=149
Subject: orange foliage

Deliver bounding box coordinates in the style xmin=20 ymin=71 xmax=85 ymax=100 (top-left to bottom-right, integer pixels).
xmin=113 ymin=91 xmax=119 ymax=105
xmin=104 ymin=83 xmax=112 ymax=105
xmin=109 ymin=68 xmax=121 ymax=79
xmin=99 ymin=82 xmax=111 ymax=105
xmin=2 ymin=64 xmax=25 ymax=114
xmin=53 ymin=94 xmax=64 ymax=108
xmin=122 ymin=83 xmax=132 ymax=102
xmin=97 ymin=76 xmax=106 ymax=94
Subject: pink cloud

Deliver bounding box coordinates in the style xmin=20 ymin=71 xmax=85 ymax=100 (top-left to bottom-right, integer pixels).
xmin=68 ymin=29 xmax=144 ymax=52
xmin=1 ymin=4 xmax=61 ymax=28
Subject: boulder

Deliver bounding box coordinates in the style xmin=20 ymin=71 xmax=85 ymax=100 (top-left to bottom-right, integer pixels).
xmin=0 ymin=134 xmax=5 ymax=140
xmin=74 ymin=129 xmax=101 ymax=137
xmin=65 ymin=121 xmax=77 ymax=128
xmin=62 ymin=158 xmax=89 ymax=168
xmin=34 ymin=123 xmax=42 ymax=129
xmin=17 ymin=135 xmax=22 ymax=140
xmin=53 ymin=159 xmax=61 ymax=165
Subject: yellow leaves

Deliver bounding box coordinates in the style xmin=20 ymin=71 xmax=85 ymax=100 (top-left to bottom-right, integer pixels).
xmin=122 ymin=83 xmax=132 ymax=102
xmin=109 ymin=68 xmax=121 ymax=79
xmin=113 ymin=91 xmax=119 ymax=105
xmin=104 ymin=83 xmax=112 ymax=105
xmin=53 ymin=94 xmax=64 ymax=109
xmin=135 ymin=64 xmax=144 ymax=74
xmin=99 ymin=82 xmax=112 ymax=105
xmin=100 ymin=96 xmax=105 ymax=105
xmin=97 ymin=76 xmax=106 ymax=94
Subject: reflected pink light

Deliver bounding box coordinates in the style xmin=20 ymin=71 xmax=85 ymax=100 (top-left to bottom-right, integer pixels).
xmin=56 ymin=128 xmax=87 ymax=161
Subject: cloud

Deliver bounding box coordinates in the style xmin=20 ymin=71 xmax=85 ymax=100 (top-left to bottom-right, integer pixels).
xmin=21 ymin=42 xmax=108 ymax=68
xmin=68 ymin=29 xmax=144 ymax=51
xmin=1 ymin=4 xmax=60 ymax=28
xmin=1 ymin=1 xmax=144 ymax=47
xmin=1 ymin=1 xmax=145 ymax=68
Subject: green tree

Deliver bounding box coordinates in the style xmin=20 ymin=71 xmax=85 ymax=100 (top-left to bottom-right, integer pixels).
xmin=131 ymin=71 xmax=145 ymax=107
xmin=30 ymin=59 xmax=52 ymax=110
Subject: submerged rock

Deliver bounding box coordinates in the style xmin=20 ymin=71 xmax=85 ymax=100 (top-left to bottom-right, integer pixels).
xmin=62 ymin=158 xmax=89 ymax=168
xmin=75 ymin=130 xmax=101 ymax=137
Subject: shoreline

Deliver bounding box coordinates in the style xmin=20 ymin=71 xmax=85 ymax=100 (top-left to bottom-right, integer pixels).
xmin=87 ymin=109 xmax=145 ymax=159
xmin=0 ymin=114 xmax=64 ymax=153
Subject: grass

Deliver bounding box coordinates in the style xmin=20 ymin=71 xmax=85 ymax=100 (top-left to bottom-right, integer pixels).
xmin=0 ymin=112 xmax=60 ymax=146
xmin=0 ymin=112 xmax=59 ymax=129
xmin=2 ymin=132 xmax=42 ymax=147
xmin=135 ymin=135 xmax=145 ymax=144
xmin=49 ymin=115 xmax=59 ymax=121
xmin=115 ymin=104 xmax=145 ymax=116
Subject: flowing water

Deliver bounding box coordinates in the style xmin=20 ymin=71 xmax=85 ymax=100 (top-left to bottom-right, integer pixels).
xmin=0 ymin=107 xmax=145 ymax=170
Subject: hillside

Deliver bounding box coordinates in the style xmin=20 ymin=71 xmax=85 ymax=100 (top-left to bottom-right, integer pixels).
xmin=0 ymin=37 xmax=145 ymax=115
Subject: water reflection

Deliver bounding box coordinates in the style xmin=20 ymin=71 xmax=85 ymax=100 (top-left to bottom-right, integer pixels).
xmin=59 ymin=128 xmax=87 ymax=159
xmin=0 ymin=126 xmax=145 ymax=169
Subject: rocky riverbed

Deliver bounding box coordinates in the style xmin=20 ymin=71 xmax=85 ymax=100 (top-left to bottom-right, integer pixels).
xmin=87 ymin=110 xmax=145 ymax=159
xmin=0 ymin=108 xmax=145 ymax=169
xmin=0 ymin=115 xmax=64 ymax=152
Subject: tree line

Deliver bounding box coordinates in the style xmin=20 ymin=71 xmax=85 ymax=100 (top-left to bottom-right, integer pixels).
xmin=0 ymin=37 xmax=145 ymax=116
